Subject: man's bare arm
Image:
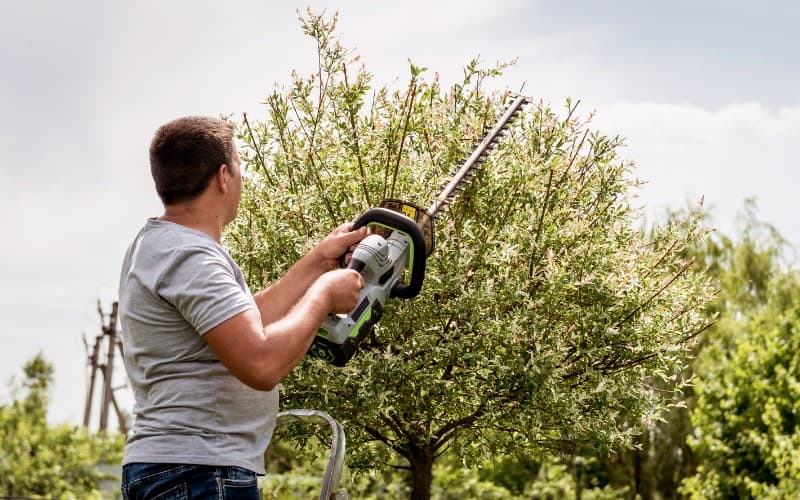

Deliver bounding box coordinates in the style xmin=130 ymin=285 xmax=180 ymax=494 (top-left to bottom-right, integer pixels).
xmin=204 ymin=268 xmax=364 ymax=391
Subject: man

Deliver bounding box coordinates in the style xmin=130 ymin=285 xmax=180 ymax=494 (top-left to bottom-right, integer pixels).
xmin=118 ymin=116 xmax=366 ymax=499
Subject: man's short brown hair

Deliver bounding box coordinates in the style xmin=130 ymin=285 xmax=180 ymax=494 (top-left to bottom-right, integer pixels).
xmin=149 ymin=116 xmax=236 ymax=205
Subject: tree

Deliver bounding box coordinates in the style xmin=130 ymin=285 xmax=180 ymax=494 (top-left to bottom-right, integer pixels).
xmin=227 ymin=11 xmax=715 ymax=499
xmin=682 ymin=203 xmax=800 ymax=499
xmin=0 ymin=354 xmax=125 ymax=499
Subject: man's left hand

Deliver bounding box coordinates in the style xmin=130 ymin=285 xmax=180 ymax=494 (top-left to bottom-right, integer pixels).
xmin=315 ymin=223 xmax=368 ymax=270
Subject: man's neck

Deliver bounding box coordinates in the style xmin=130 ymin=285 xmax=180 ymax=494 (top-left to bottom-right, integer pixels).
xmin=160 ymin=205 xmax=224 ymax=242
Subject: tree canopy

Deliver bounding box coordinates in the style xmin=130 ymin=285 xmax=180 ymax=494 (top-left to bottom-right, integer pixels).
xmin=227 ymin=11 xmax=715 ymax=498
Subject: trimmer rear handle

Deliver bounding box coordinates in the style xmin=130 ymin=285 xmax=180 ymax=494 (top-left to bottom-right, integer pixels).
xmin=352 ymin=207 xmax=427 ymax=299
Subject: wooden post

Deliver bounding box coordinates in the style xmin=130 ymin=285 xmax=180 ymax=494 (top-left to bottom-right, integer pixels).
xmin=82 ymin=333 xmax=103 ymax=428
xmin=84 ymin=301 xmax=127 ymax=434
xmin=99 ymin=302 xmax=119 ymax=432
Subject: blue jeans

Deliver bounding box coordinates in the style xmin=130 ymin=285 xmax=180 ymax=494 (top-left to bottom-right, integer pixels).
xmin=121 ymin=463 xmax=260 ymax=499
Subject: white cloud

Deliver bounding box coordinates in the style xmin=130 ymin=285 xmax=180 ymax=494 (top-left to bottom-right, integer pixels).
xmin=590 ymin=101 xmax=800 ymax=244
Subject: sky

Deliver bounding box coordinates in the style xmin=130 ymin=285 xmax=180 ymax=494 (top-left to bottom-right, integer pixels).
xmin=1 ymin=0 xmax=797 ymax=428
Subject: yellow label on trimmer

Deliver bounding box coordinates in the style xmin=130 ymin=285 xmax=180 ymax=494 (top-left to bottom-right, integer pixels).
xmin=401 ymin=204 xmax=417 ymax=220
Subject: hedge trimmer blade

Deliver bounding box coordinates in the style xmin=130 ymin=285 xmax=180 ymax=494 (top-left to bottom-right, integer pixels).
xmin=428 ymin=92 xmax=530 ymax=217
xmin=374 ymin=93 xmax=530 ymax=257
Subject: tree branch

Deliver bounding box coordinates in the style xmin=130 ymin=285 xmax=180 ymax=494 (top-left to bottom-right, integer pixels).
xmin=389 ymin=78 xmax=419 ymax=199
xmin=359 ymin=422 xmax=412 ymax=462
xmin=613 ymin=257 xmax=696 ymax=329
xmin=432 ymin=403 xmax=487 ymax=452
xmin=241 ymin=112 xmax=275 ymax=185
xmin=342 ymin=62 xmax=371 ymax=206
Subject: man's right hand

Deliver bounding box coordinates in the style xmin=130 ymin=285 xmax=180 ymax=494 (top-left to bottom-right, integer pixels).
xmin=313 ymin=268 xmax=365 ymax=314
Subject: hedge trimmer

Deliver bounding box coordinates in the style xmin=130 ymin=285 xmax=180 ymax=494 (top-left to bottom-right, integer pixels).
xmin=309 ymin=93 xmax=530 ymax=366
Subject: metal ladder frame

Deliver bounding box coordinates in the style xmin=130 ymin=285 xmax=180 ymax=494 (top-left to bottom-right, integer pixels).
xmin=274 ymin=409 xmax=349 ymax=500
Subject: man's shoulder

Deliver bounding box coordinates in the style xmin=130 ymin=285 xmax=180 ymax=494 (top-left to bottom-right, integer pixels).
xmin=138 ymin=220 xmax=225 ymax=258
xmin=123 ymin=220 xmax=233 ymax=281
xmin=143 ymin=219 xmax=217 ymax=245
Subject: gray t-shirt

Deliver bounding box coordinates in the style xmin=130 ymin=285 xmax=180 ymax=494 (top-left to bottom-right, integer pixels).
xmin=118 ymin=219 xmax=277 ymax=474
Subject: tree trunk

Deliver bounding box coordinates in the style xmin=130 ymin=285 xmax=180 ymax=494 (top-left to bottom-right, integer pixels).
xmin=409 ymin=445 xmax=434 ymax=500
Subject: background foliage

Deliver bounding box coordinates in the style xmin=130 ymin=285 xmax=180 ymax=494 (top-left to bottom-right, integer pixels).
xmin=0 ymin=354 xmax=125 ymax=499
xmin=681 ymin=203 xmax=800 ymax=499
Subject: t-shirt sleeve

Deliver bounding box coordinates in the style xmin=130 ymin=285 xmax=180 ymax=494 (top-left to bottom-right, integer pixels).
xmin=156 ymin=245 xmax=256 ymax=335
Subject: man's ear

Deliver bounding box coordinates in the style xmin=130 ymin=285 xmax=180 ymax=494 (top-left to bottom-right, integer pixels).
xmin=215 ymin=164 xmax=229 ymax=193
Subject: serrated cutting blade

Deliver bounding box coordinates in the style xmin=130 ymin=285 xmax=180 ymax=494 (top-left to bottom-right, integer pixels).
xmin=428 ymin=93 xmax=530 ymax=216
